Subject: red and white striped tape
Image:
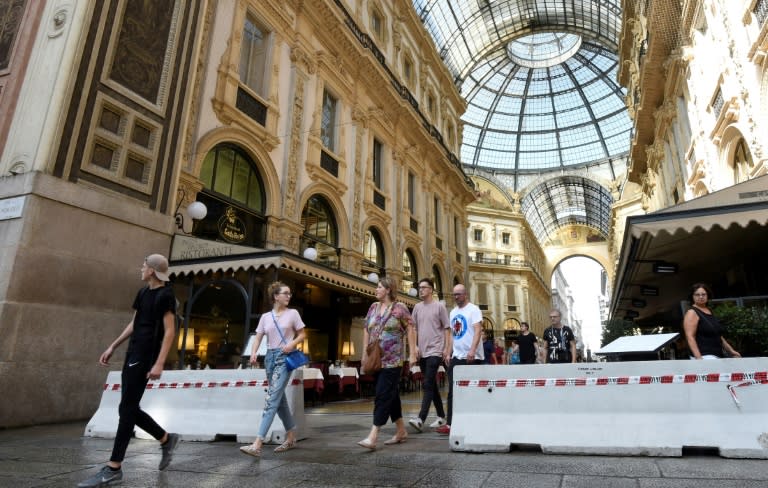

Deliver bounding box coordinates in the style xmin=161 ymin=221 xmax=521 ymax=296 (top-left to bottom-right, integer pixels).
xmin=103 ymin=378 xmax=302 ymax=391
xmin=455 ymin=371 xmax=768 ymax=389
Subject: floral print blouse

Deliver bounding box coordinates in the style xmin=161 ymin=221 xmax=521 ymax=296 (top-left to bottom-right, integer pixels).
xmin=365 ymin=301 xmax=413 ymax=369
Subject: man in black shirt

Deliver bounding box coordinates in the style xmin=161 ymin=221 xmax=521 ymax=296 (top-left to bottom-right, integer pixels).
xmin=516 ymin=322 xmax=539 ymax=364
xmin=79 ymin=254 xmax=179 ymax=488
xmin=542 ymin=309 xmax=577 ymax=364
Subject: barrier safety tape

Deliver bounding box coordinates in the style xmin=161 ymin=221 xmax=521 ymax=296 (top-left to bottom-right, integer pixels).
xmin=103 ymin=378 xmax=302 ymax=391
xmin=455 ymin=371 xmax=768 ymax=389
xmin=727 ymin=379 xmax=768 ymax=406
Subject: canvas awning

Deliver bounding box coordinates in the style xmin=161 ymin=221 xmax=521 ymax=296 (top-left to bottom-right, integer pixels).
xmin=610 ymin=175 xmax=768 ymax=326
xmin=169 ymin=254 xmax=282 ymax=277
xmin=169 ymin=249 xmax=418 ymax=306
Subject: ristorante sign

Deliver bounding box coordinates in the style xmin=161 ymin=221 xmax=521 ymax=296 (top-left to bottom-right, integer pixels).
xmin=170 ymin=234 xmax=263 ymax=261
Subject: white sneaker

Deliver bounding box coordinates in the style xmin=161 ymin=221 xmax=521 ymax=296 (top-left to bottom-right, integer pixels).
xmin=429 ymin=417 xmax=446 ymax=429
xmin=408 ymin=417 xmax=423 ymax=432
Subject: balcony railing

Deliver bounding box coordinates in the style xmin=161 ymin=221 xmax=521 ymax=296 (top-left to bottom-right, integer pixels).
xmin=320 ymin=150 xmax=339 ymax=177
xmin=712 ymin=88 xmax=724 ymax=119
xmin=755 ymin=0 xmax=767 ymax=26
xmin=236 ymin=87 xmax=267 ymax=126
xmin=373 ymin=189 xmax=385 ymax=210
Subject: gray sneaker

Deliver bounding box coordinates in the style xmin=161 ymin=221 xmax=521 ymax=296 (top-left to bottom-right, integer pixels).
xmin=77 ymin=465 xmax=122 ymax=487
xmin=159 ymin=433 xmax=179 ymax=470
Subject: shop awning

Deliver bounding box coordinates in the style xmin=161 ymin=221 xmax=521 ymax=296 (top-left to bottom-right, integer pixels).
xmin=629 ymin=175 xmax=768 ymax=237
xmin=610 ymin=175 xmax=768 ymax=326
xmin=169 ymin=254 xmax=282 ymax=277
xmin=169 ymin=249 xmax=419 ymax=307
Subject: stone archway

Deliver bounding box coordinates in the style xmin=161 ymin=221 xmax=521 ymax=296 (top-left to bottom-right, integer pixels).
xmin=544 ymin=242 xmax=612 ymax=287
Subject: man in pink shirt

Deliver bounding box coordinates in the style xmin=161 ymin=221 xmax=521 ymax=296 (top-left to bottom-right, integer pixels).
xmin=408 ymin=278 xmax=451 ymax=432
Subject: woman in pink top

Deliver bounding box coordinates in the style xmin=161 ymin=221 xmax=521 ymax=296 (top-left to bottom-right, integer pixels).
xmin=240 ymin=281 xmax=306 ymax=458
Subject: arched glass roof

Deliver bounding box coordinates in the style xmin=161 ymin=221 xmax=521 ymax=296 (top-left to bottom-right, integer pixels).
xmin=521 ymin=176 xmax=613 ymax=243
xmin=460 ymin=39 xmax=630 ymax=172
xmin=412 ymin=0 xmax=627 ymax=242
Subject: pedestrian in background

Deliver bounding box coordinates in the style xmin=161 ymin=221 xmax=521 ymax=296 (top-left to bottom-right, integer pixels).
xmin=482 ymin=329 xmax=495 ymax=364
xmin=507 ymin=340 xmax=520 ymax=364
xmin=494 ymin=338 xmax=506 ymax=365
xmin=683 ymin=283 xmax=740 ymax=359
xmin=543 ymin=309 xmax=576 ymax=364
xmin=516 ymin=322 xmax=539 ymax=364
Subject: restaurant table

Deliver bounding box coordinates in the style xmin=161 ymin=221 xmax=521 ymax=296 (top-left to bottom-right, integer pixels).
xmin=301 ymin=367 xmax=324 ymax=405
xmin=328 ymin=365 xmax=359 ymax=393
xmin=409 ymin=364 xmax=447 ymax=388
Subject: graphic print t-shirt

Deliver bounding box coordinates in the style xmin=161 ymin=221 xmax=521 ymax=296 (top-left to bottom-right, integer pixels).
xmin=449 ymin=303 xmax=484 ymax=360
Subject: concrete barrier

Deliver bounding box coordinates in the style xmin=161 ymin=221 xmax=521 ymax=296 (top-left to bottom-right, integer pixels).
xmin=450 ymin=358 xmax=768 ymax=458
xmin=84 ymin=368 xmax=306 ymax=443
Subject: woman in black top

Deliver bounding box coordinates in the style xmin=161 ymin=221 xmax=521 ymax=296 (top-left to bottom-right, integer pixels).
xmin=683 ymin=283 xmax=741 ymax=359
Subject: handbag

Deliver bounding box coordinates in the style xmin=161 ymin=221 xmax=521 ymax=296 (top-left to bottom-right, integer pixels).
xmin=362 ymin=341 xmax=383 ymax=374
xmin=272 ymin=311 xmax=309 ymax=371
xmin=361 ymin=303 xmax=391 ymax=374
xmin=285 ymin=349 xmax=309 ymax=371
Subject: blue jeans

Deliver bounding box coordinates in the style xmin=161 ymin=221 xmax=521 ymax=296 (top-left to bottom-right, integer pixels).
xmin=257 ymin=348 xmax=296 ymax=438
xmin=417 ymin=356 xmax=445 ymax=421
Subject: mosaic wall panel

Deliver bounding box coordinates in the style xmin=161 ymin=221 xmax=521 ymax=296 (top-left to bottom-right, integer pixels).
xmin=0 ymin=0 xmax=26 ymax=70
xmin=110 ymin=0 xmax=174 ymax=103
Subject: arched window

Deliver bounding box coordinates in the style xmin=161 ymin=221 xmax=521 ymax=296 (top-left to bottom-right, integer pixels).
xmin=301 ymin=195 xmax=339 ymax=268
xmin=431 ymin=265 xmax=443 ymax=299
xmin=363 ymin=228 xmax=384 ymax=276
xmin=732 ymin=138 xmax=753 ymax=184
xmin=482 ymin=317 xmax=494 ymax=336
xmin=402 ymin=249 xmax=417 ymax=293
xmin=195 ymin=144 xmax=266 ymax=247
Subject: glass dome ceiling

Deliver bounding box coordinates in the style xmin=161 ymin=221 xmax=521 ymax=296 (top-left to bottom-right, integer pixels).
xmin=413 ymin=0 xmax=629 ymax=242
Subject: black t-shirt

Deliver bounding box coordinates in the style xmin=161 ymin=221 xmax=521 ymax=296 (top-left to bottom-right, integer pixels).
xmin=516 ymin=332 xmax=538 ymax=364
xmin=543 ymin=325 xmax=575 ymax=363
xmin=126 ymin=285 xmax=176 ymax=362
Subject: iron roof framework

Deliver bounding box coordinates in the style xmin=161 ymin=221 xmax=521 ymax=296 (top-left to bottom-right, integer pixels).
xmin=413 ymin=0 xmax=630 ymax=242
xmin=521 ymin=175 xmax=613 ymax=243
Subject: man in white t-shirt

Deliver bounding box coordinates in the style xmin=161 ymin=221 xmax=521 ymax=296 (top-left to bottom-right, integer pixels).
xmin=408 ymin=278 xmax=451 ymax=433
xmin=436 ymin=284 xmax=483 ymax=435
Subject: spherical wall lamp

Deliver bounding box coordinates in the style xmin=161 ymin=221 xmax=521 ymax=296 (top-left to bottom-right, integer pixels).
xmin=174 ymin=189 xmax=208 ymax=234
xmin=367 ymin=272 xmax=379 ymax=283
xmin=186 ymin=201 xmax=208 ymax=221
xmin=303 ymin=247 xmax=318 ymax=261
xmin=408 ymin=287 xmax=418 ymax=297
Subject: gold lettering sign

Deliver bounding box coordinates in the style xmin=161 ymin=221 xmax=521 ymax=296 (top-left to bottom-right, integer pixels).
xmin=218 ymin=207 xmax=247 ymax=243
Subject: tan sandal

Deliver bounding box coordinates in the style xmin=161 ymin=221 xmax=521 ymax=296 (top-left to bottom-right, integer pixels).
xmin=357 ymin=438 xmax=376 ymax=450
xmin=383 ymin=434 xmax=407 ymax=445
xmin=274 ymin=439 xmax=296 ymax=453
xmin=239 ymin=444 xmax=261 ymax=458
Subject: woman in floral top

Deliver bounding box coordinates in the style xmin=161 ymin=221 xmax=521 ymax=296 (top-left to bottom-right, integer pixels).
xmin=357 ymin=277 xmax=416 ymax=450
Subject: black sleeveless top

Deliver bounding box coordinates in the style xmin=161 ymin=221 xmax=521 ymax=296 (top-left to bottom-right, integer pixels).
xmin=691 ymin=307 xmax=724 ymax=357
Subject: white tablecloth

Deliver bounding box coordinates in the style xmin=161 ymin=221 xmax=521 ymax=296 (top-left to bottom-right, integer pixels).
xmin=301 ymin=367 xmax=324 ymax=380
xmin=409 ymin=365 xmax=446 ymax=375
xmin=328 ymin=366 xmax=359 ymax=378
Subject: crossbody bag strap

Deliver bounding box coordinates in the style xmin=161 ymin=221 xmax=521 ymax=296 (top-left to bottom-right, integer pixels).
xmin=272 ymin=311 xmax=290 ymax=346
xmin=368 ymin=303 xmax=392 ymax=344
